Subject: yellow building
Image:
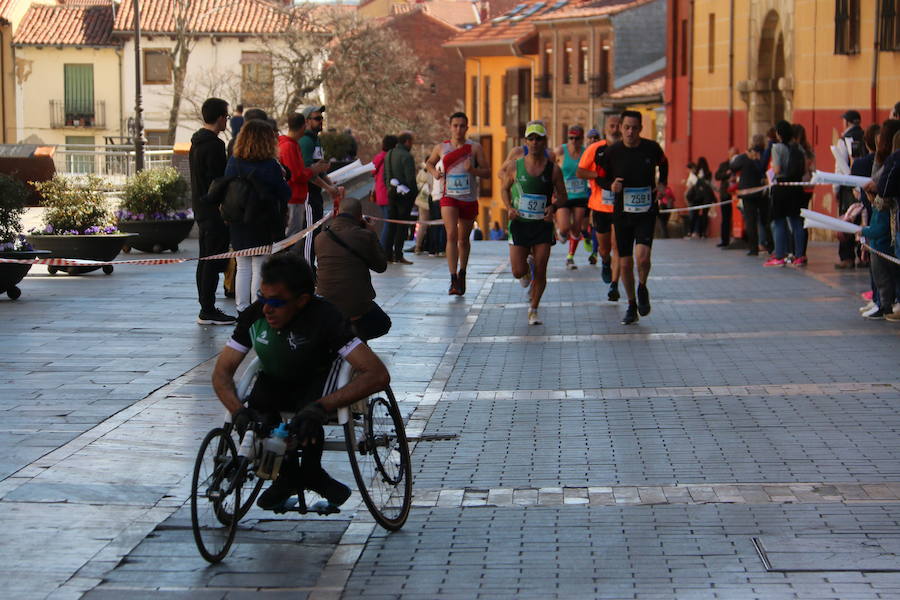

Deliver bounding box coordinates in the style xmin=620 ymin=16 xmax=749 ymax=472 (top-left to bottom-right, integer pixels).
xmin=0 ymin=0 xmax=34 ymax=143
xmin=13 ymin=2 xmax=123 ymax=153
xmin=668 ymin=0 xmax=900 ymax=218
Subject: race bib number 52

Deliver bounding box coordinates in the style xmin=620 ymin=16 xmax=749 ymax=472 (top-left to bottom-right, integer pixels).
xmin=517 ymin=193 xmax=547 ymax=220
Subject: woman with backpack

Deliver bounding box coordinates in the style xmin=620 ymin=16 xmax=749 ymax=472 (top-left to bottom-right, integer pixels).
xmin=685 ymin=157 xmax=715 ymax=239
xmin=764 ymin=120 xmax=806 ymax=267
xmin=224 ymin=120 xmax=292 ymax=312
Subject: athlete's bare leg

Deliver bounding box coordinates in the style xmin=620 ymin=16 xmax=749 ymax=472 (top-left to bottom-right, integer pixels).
xmin=555 ymin=207 xmax=572 ymax=240
xmin=635 ymin=243 xmax=651 ymax=285
xmin=529 ymin=243 xmax=552 ymax=309
xmin=510 ymin=244 xmax=530 ymax=279
xmin=620 ymin=255 xmax=636 ymax=303
xmin=457 ymin=218 xmax=475 ymax=272
xmin=442 ymin=205 xmax=461 ymax=275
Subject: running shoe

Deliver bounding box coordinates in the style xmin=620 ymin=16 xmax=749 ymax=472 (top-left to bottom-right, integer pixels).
xmin=305 ymin=470 xmax=352 ymax=507
xmin=862 ymin=304 xmax=882 ymax=318
xmin=607 ymin=282 xmax=620 ymax=302
xmin=636 ymin=283 xmax=651 ymax=316
xmin=257 ymin=475 xmax=298 ymax=510
xmin=621 ymin=303 xmax=639 ymax=325
xmin=792 ymin=256 xmax=808 ymax=266
xmin=763 ymin=257 xmax=786 ymax=267
xmin=601 ymin=260 xmax=612 ymax=284
xmin=885 ymin=312 xmax=900 ymax=322
xmin=518 ymin=273 xmax=532 ymax=288
xmin=859 ymin=301 xmax=876 ymax=313
xmin=566 ymin=256 xmax=577 ymax=270
xmin=528 ymin=309 xmax=542 ymax=325
xmin=582 ymin=236 xmax=593 ymax=253
xmin=588 ymin=253 xmax=598 ymax=265
xmin=458 ymin=270 xmax=467 ymax=295
xmin=864 ymin=308 xmax=886 ymax=320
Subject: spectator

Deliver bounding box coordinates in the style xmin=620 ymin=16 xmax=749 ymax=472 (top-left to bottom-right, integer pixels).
xmin=372 ymin=135 xmax=398 ymax=252
xmin=685 ymin=157 xmax=714 ymax=239
xmin=657 ymin=185 xmax=675 ymax=238
xmin=384 ymin=131 xmax=417 ymax=264
xmin=344 ymin=128 xmax=358 ymax=160
xmin=489 ymin=221 xmax=505 ymax=241
xmin=792 ymin=123 xmax=816 ymax=265
xmin=278 ymin=113 xmax=329 ymax=239
xmin=854 ymin=124 xmax=881 ymax=316
xmin=731 ymin=135 xmax=769 ymax=255
xmin=189 ymin=97 xmax=235 ymax=326
xmin=714 ymin=149 xmax=737 ymax=247
xmin=299 ymin=105 xmax=342 ymax=269
xmin=471 ymin=221 xmax=483 ymax=241
xmin=764 ymin=120 xmax=805 ymax=267
xmin=314 ymin=196 xmax=391 ymax=340
xmin=224 ymin=120 xmax=291 ymax=312
xmin=230 ymin=104 xmax=244 ymax=139
xmin=413 ymin=164 xmax=433 ymax=254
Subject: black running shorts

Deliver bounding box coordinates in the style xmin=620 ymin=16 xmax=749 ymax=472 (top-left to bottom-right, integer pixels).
xmin=591 ymin=210 xmax=614 ymax=235
xmin=613 ymin=211 xmax=655 ymax=257
xmin=509 ymin=219 xmax=555 ymax=248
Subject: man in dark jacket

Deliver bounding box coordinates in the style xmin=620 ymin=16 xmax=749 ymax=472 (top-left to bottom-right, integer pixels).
xmin=714 ymin=149 xmax=736 ymax=247
xmin=189 ymin=97 xmax=235 ymax=325
xmin=731 ymin=136 xmax=769 ymax=255
xmin=384 ymin=131 xmax=418 ymax=264
xmin=314 ymin=197 xmax=390 ymax=341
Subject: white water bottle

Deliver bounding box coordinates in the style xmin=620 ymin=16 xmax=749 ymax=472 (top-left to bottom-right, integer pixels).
xmin=256 ymin=424 xmax=289 ymax=480
xmin=238 ymin=429 xmax=256 ymax=460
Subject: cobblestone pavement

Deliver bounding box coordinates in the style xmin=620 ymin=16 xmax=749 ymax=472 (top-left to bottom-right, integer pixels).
xmin=3 ymin=235 xmax=900 ymax=599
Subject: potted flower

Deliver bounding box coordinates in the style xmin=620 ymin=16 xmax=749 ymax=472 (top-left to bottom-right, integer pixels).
xmin=0 ymin=173 xmax=50 ymax=298
xmin=26 ymin=174 xmax=136 ymax=275
xmin=116 ymin=167 xmax=193 ymax=254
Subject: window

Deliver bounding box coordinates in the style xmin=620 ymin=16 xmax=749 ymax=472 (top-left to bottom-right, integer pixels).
xmin=241 ymin=52 xmax=273 ymax=109
xmin=708 ymin=13 xmax=715 ymax=73
xmin=542 ymin=41 xmax=553 ymax=75
xmin=64 ymin=64 xmax=94 ymax=123
xmin=65 ymin=135 xmax=95 ymax=174
xmin=835 ymin=0 xmax=860 ymax=55
xmin=563 ymin=39 xmax=573 ymax=84
xmin=143 ymin=49 xmax=172 ymax=84
xmin=471 ymin=76 xmax=479 ymax=126
xmin=484 ymin=76 xmax=491 ymax=126
xmin=680 ymin=20 xmax=688 ymax=76
xmin=479 ymin=135 xmax=492 ymax=197
xmin=592 ymin=37 xmax=610 ymax=96
xmin=578 ymin=39 xmax=588 ymax=84
xmin=880 ymin=0 xmax=900 ymax=51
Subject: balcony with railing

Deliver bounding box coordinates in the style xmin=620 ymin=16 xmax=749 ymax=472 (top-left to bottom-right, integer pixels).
xmin=589 ymin=74 xmax=609 ymax=98
xmin=49 ymin=100 xmax=106 ymax=129
xmin=51 ymin=144 xmax=174 ymax=186
xmin=536 ymin=74 xmax=553 ymax=99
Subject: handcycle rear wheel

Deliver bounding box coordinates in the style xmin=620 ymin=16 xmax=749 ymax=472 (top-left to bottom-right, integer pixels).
xmin=343 ymin=385 xmax=412 ymax=530
xmin=191 ymin=428 xmax=240 ymax=563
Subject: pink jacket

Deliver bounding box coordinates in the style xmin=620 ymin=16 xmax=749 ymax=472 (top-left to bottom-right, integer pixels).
xmin=373 ymin=151 xmax=388 ymax=207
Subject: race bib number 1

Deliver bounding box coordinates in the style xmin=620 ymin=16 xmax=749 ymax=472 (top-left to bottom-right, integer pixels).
xmin=623 ymin=187 xmax=652 ymax=213
xmin=446 ymin=173 xmax=470 ymax=197
xmin=517 ymin=193 xmax=547 ymax=220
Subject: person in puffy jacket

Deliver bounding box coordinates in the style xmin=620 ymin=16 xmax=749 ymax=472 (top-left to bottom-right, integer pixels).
xmin=225 ymin=120 xmax=291 ymax=312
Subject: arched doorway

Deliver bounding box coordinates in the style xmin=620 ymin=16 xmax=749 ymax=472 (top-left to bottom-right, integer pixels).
xmin=751 ymin=10 xmax=787 ymax=136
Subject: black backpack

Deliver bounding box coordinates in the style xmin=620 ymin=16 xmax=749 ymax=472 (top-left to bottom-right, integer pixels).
xmin=217 ymin=168 xmax=271 ymax=226
xmin=782 ymin=143 xmax=806 ymax=183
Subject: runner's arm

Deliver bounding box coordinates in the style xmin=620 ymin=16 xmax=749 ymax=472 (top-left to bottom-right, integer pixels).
xmin=550 ymin=164 xmax=568 ymax=214
xmin=317 ymin=344 xmax=390 ymax=412
xmin=425 ymin=144 xmax=443 ymax=179
xmin=212 ymin=346 xmax=246 ymax=415
xmin=500 ymin=166 xmax=518 ymax=219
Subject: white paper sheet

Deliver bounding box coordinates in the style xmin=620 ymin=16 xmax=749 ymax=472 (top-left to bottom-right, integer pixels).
xmin=810 ymin=170 xmax=872 ymax=188
xmin=327 ymin=159 xmax=375 ymax=185
xmin=800 ymin=208 xmax=862 ymax=234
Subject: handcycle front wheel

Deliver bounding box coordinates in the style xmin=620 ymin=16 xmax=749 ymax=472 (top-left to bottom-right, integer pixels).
xmin=191 ymin=428 xmax=241 ymax=563
xmin=343 ymin=385 xmax=412 ymax=531
xmin=222 ymin=425 xmax=265 ymax=522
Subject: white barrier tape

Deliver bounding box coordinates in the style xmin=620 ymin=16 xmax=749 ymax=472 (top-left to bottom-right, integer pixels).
xmin=861 ymin=243 xmax=900 ymax=267
xmin=366 ymin=215 xmax=444 ymax=225
xmin=0 ymin=211 xmax=333 ymax=268
xmin=659 ymin=198 xmax=735 ymax=214
xmin=737 ymin=181 xmax=830 ymax=197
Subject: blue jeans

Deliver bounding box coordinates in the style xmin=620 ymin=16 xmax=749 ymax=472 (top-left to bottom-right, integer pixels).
xmin=773 ymin=216 xmax=807 ymax=259
xmin=789 ymin=215 xmax=807 ymax=257
xmin=773 ymin=217 xmax=788 ymax=259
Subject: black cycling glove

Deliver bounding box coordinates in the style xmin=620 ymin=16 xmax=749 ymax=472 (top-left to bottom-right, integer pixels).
xmin=290 ymin=402 xmax=329 ymax=446
xmin=232 ymin=406 xmax=258 ymax=437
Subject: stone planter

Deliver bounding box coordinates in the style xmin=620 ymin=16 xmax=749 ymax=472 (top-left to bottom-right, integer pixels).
xmin=25 ymin=233 xmax=137 ymax=275
xmin=118 ymin=218 xmax=195 ymax=254
xmin=0 ymin=249 xmax=50 ymax=299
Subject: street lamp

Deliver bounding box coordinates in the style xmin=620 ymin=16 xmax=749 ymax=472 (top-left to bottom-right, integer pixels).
xmin=132 ymin=0 xmax=144 ymax=172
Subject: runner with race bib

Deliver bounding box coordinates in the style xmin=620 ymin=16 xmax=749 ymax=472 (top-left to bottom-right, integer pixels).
xmin=596 ymin=110 xmax=668 ymax=325
xmin=555 ymin=125 xmax=591 ymax=270
xmin=501 ymin=122 xmax=567 ymax=326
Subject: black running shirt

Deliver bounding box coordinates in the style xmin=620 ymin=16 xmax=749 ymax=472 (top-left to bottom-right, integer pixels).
xmin=598 ymin=139 xmax=668 ymax=215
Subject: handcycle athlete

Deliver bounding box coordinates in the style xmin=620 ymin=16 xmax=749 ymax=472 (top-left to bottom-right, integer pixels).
xmin=211 ymin=253 xmax=390 ymax=512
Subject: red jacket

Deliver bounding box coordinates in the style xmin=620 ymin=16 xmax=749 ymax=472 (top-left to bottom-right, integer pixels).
xmin=278 ymin=135 xmax=315 ymax=205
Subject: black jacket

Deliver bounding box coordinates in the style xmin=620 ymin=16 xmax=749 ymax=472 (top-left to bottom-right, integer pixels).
xmin=189 ymin=128 xmax=227 ymax=223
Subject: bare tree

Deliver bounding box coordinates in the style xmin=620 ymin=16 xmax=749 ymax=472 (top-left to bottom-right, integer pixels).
xmin=165 ymin=0 xmax=195 ymax=145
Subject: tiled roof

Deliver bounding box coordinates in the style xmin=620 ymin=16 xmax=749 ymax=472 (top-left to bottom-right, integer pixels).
xmin=446 ymin=0 xmax=590 ymax=47
xmin=0 ymin=0 xmax=15 ymax=23
xmin=533 ymin=0 xmax=652 ymax=21
xmin=386 ymin=4 xmax=463 ymax=31
xmin=390 ymin=1 xmax=479 ymax=27
xmin=607 ymin=74 xmax=663 ymax=99
xmin=14 ymin=4 xmax=115 ymax=46
xmin=113 ymin=0 xmax=307 ymax=35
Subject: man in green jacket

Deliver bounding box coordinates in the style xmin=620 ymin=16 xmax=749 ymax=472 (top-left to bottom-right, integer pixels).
xmin=383 ymin=131 xmax=418 ymax=264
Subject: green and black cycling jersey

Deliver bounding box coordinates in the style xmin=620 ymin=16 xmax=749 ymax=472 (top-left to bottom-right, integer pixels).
xmin=228 ymin=297 xmax=361 ymax=406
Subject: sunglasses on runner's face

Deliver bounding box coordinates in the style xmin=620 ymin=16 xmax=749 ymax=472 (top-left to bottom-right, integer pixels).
xmin=257 ymin=292 xmax=289 ymax=308
xmin=568 ymin=136 xmax=582 ymax=140
xmin=309 ymin=116 xmax=323 ymax=121
xmin=526 ymin=135 xmax=544 ymax=142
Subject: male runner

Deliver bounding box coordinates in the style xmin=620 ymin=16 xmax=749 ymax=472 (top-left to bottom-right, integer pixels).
xmin=554 ymin=125 xmax=591 ymax=270
xmin=501 ymin=122 xmax=567 ymax=325
xmin=577 ymin=114 xmax=623 ymax=299
xmin=212 ymin=253 xmax=390 ymax=510
xmin=596 ymin=110 xmax=668 ymax=325
xmin=425 ymin=112 xmax=490 ymax=295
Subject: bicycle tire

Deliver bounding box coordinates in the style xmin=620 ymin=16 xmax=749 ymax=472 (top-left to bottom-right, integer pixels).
xmin=221 ymin=428 xmax=264 ymax=522
xmin=191 ymin=428 xmax=240 ymax=563
xmin=344 ymin=385 xmax=412 ymax=531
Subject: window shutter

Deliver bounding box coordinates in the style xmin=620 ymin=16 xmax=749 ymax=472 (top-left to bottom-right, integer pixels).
xmin=64 ymin=65 xmax=94 ymax=116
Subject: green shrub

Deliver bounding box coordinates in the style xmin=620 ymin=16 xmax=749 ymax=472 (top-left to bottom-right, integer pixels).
xmin=31 ymin=175 xmax=115 ymax=234
xmin=0 ymin=173 xmax=29 ymax=243
xmin=119 ymin=167 xmax=189 ymax=219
